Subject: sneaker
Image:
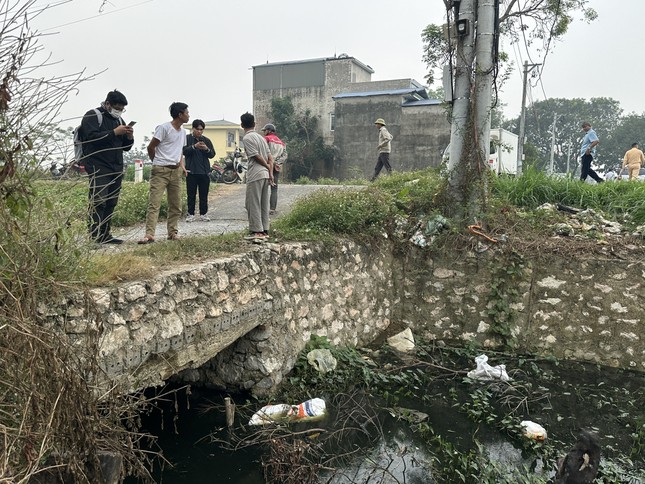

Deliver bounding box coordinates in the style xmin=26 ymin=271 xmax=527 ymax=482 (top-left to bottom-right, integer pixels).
xmin=99 ymin=235 xmax=124 ymax=245
xmin=199 ymin=214 xmax=210 ymax=222
xmin=269 ymin=209 xmax=276 ymax=215
xmin=186 ymin=214 xmax=195 ymax=223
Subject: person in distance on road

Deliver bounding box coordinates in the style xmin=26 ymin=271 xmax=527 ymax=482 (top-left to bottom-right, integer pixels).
xmin=621 ymin=142 xmax=644 ymax=181
xmin=579 ymin=121 xmax=603 ymax=183
xmin=370 ymin=118 xmax=393 ymax=182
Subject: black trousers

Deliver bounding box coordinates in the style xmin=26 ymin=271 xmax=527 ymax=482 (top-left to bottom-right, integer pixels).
xmin=371 ymin=152 xmax=392 ymax=181
xmin=580 ymin=153 xmax=603 ymax=182
xmin=186 ymin=173 xmax=210 ymax=216
xmin=87 ymin=165 xmax=123 ymax=241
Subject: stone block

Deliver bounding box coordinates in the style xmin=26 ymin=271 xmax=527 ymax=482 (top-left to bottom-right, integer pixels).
xmin=230 ymin=310 xmax=241 ymax=327
xmin=156 ymin=338 xmax=171 ymax=354
xmin=102 ymin=354 xmax=124 ymax=378
xmin=171 ymin=333 xmax=184 ymax=349
xmin=125 ymin=347 xmax=142 ymax=369
xmin=221 ymin=313 xmax=232 ymax=331
xmin=184 ymin=325 xmax=199 ymax=345
xmin=140 ymin=344 xmax=154 ymax=364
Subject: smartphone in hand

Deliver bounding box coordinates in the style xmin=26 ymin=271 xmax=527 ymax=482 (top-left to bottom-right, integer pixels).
xmin=127 ymin=121 xmax=136 ymax=127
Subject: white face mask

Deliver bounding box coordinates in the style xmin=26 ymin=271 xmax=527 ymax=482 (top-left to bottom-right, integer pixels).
xmin=109 ymin=108 xmax=123 ymax=118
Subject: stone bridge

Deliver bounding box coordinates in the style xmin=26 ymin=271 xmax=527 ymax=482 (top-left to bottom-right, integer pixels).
xmin=46 ymin=241 xmax=645 ymax=396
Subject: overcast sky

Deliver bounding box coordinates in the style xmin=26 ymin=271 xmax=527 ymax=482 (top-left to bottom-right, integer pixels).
xmin=28 ymin=0 xmax=645 ymax=143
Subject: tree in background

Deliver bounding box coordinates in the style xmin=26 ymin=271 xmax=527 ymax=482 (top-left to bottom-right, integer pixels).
xmin=269 ymin=97 xmax=335 ymax=180
xmin=505 ymin=97 xmax=623 ymax=174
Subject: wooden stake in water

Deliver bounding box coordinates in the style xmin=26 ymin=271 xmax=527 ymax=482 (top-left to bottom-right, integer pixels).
xmin=225 ymin=397 xmax=235 ymax=428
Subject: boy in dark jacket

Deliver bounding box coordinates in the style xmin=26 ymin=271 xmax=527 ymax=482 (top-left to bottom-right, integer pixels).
xmin=81 ymin=89 xmax=133 ymax=244
xmin=183 ymin=119 xmax=215 ymax=222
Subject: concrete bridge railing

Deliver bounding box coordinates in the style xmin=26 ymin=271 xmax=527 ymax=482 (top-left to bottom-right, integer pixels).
xmin=44 ymin=241 xmax=645 ymax=396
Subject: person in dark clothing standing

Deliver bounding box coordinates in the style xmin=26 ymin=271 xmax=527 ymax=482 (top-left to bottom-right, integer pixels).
xmin=183 ymin=119 xmax=216 ymax=222
xmin=81 ymin=90 xmax=134 ymax=244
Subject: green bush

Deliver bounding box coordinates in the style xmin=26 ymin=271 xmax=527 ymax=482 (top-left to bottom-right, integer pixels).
xmin=273 ymin=187 xmax=394 ymax=239
xmin=492 ymin=168 xmax=645 ymax=225
xmin=123 ymin=164 xmax=152 ymax=182
xmin=33 ymin=179 xmax=186 ymax=228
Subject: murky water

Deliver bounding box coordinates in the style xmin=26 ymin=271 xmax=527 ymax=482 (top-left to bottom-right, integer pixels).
xmin=125 ymin=356 xmax=645 ymax=483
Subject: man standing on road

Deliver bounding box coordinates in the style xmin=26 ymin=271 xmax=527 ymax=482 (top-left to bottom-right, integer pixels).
xmin=240 ymin=112 xmax=273 ymax=240
xmin=579 ymin=121 xmax=603 ymax=183
xmin=621 ymin=142 xmax=645 ymax=181
xmin=183 ymin=119 xmax=216 ymax=222
xmin=138 ymin=102 xmax=189 ymax=244
xmin=82 ymin=89 xmax=133 ymax=244
xmin=371 ymin=118 xmax=393 ymax=182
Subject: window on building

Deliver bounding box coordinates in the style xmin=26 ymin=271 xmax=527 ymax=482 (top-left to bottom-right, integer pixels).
xmin=227 ymin=131 xmax=235 ymax=148
xmin=329 ymin=113 xmax=335 ymax=132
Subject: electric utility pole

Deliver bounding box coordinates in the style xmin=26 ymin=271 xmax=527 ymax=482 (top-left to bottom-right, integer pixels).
xmin=447 ymin=0 xmax=476 ymax=180
xmin=474 ymin=0 xmax=496 ymax=174
xmin=517 ymin=61 xmax=540 ymax=174
xmin=549 ymin=113 xmax=558 ymax=174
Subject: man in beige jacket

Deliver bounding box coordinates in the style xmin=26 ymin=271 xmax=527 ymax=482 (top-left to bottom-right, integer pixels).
xmin=622 ymin=142 xmax=645 ymax=180
xmin=370 ymin=118 xmax=393 ymax=181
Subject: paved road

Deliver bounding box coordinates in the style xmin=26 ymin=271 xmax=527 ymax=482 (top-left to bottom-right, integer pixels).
xmin=111 ymin=183 xmax=355 ymax=244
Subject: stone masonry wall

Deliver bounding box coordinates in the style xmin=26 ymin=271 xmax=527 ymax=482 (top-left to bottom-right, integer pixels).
xmin=48 ymin=241 xmax=644 ymax=397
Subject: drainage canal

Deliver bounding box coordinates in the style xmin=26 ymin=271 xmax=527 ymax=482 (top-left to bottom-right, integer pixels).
xmin=124 ymin=343 xmax=645 ymax=483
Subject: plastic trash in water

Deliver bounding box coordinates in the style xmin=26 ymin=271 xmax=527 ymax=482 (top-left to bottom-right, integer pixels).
xmin=520 ymin=420 xmax=547 ymax=441
xmin=466 ymin=354 xmax=510 ymax=381
xmin=288 ymin=398 xmax=326 ymax=422
xmin=248 ymin=403 xmax=291 ymax=426
xmin=248 ymin=398 xmax=326 ymax=426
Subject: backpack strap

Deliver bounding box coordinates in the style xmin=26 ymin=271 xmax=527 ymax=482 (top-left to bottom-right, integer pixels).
xmin=94 ymin=108 xmax=102 ymax=127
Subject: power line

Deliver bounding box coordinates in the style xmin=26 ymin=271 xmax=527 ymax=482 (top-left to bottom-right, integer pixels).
xmin=40 ymin=0 xmax=155 ymax=32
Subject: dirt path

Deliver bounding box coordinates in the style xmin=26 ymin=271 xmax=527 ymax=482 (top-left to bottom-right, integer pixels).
xmin=109 ymin=183 xmax=356 ymax=245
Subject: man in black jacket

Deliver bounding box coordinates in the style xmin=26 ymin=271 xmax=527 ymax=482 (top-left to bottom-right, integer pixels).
xmin=183 ymin=119 xmax=215 ymax=222
xmin=81 ymin=89 xmax=134 ymax=244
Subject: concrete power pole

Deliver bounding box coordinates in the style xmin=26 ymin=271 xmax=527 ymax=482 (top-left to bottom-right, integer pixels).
xmin=549 ymin=113 xmax=558 ymax=174
xmin=517 ymin=61 xmax=541 ymax=174
xmin=474 ymin=0 xmax=496 ymax=172
xmin=447 ymin=0 xmax=476 ymax=180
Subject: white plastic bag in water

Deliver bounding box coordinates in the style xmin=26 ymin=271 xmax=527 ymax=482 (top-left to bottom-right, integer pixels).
xmin=466 ymin=354 xmax=510 ymax=381
xmin=248 ymin=398 xmax=327 ymax=426
xmin=520 ymin=420 xmax=547 ymax=441
xmin=248 ymin=403 xmax=291 ymax=426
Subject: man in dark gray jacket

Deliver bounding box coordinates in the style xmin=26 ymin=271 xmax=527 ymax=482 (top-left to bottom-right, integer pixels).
xmin=81 ymin=89 xmax=133 ymax=244
xmin=183 ymin=119 xmax=215 ymax=222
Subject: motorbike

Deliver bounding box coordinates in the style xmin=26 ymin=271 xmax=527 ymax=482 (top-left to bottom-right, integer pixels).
xmin=209 ymin=162 xmax=225 ymax=183
xmin=50 ymin=161 xmax=85 ymax=179
xmin=220 ymin=146 xmax=247 ymax=184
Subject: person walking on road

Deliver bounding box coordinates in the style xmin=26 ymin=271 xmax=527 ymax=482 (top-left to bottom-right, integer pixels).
xmin=184 ymin=119 xmax=216 ymax=222
xmin=370 ymin=118 xmax=393 ymax=182
xmin=240 ymin=112 xmax=273 ymax=240
xmin=81 ymin=89 xmax=134 ymax=244
xmin=138 ymin=102 xmax=189 ymax=244
xmin=261 ymin=123 xmax=287 ymax=215
xmin=579 ymin=121 xmax=603 ymax=183
xmin=621 ymin=142 xmax=645 ymax=181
